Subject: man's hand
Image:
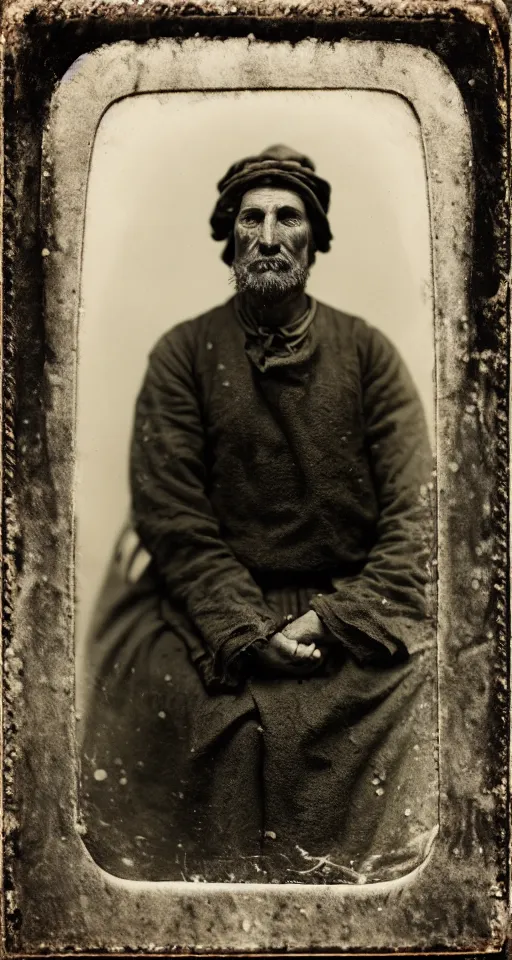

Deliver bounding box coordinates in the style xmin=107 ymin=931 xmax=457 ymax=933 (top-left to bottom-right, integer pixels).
xmin=250 ymin=612 xmax=327 ymax=676
xmin=282 ymin=610 xmax=325 ymax=647
xmin=271 ymin=631 xmax=322 ymax=663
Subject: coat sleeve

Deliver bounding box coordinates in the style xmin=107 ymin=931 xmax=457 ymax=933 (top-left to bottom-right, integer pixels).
xmin=311 ymin=323 xmax=435 ymax=664
xmin=129 ymin=323 xmax=284 ymax=683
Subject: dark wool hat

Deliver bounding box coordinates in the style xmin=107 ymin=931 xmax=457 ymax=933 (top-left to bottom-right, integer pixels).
xmin=210 ymin=144 xmax=333 ymax=265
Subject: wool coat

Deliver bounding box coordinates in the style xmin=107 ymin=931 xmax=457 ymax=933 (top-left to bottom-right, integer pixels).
xmin=80 ymin=298 xmax=438 ymax=883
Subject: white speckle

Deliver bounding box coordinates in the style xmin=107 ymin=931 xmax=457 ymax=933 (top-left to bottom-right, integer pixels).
xmin=206 ymin=341 xmax=213 ymax=350
xmin=42 ymin=248 xmax=50 ymax=257
xmin=218 ymin=363 xmax=225 ymax=370
xmin=299 ymin=907 xmax=307 ymax=916
xmin=93 ymin=768 xmax=108 ymax=781
xmin=257 ymin=725 xmax=264 ymax=733
xmin=222 ymin=380 xmax=230 ymax=388
xmin=43 ymin=170 xmax=50 ymax=178
xmin=413 ymin=744 xmax=419 ymax=751
xmin=448 ymin=461 xmax=459 ymax=473
xmin=381 ymin=598 xmax=388 ymax=605
xmin=471 ymin=580 xmax=480 ymax=591
xmin=376 ymin=787 xmax=384 ymax=797
xmin=122 ymin=857 xmax=134 ymax=867
xmin=468 ymin=78 xmax=476 ymax=87
xmin=230 ymin=4 xmax=237 ymax=10
xmin=158 ymin=711 xmax=166 ymax=719
xmin=114 ymin=757 xmax=123 ymax=766
xmin=164 ymin=674 xmax=171 ymax=682
xmin=372 ymin=777 xmax=380 ymax=785
xmin=247 ymin=32 xmax=255 ymax=40
xmin=178 ymin=792 xmax=184 ymax=799
xmin=264 ymin=830 xmax=277 ymax=840
xmin=119 ymin=777 xmax=128 ymax=786
xmin=404 ymin=808 xmax=412 ymax=817
xmin=76 ymin=823 xmax=87 ymax=836
xmin=286 ymin=614 xmax=293 ymax=621
xmin=242 ymin=919 xmax=251 ymax=932
xmin=377 ymin=906 xmax=383 ymax=912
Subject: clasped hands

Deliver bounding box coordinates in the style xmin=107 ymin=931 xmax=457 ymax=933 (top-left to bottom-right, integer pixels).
xmin=252 ymin=610 xmax=329 ymax=676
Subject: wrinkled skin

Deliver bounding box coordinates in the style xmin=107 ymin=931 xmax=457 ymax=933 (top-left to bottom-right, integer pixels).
xmin=232 ymin=186 xmax=313 ymax=323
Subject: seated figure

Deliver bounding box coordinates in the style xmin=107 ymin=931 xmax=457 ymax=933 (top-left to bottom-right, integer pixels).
xmin=79 ymin=144 xmax=438 ymax=884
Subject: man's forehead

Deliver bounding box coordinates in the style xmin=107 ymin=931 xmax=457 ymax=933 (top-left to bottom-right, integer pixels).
xmin=238 ymin=186 xmax=307 ymax=213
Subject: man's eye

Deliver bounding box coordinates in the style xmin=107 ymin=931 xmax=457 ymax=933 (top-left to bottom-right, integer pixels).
xmin=279 ymin=213 xmax=302 ymax=226
xmin=240 ymin=212 xmax=262 ymax=226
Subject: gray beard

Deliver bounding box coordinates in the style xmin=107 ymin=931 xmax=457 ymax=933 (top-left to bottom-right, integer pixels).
xmin=231 ymin=258 xmax=309 ymax=308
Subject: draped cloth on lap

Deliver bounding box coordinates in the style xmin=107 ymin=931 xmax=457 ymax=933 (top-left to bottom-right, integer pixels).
xmin=79 ymin=298 xmax=438 ymax=882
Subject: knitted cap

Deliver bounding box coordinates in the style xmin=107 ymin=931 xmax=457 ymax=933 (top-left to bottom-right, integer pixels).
xmin=210 ymin=144 xmax=332 ymax=265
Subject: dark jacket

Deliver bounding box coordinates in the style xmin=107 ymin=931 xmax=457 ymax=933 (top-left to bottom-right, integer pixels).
xmin=130 ymin=297 xmax=434 ymax=689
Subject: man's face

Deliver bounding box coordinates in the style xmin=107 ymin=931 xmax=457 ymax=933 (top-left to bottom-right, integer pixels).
xmin=232 ymin=186 xmax=313 ymax=308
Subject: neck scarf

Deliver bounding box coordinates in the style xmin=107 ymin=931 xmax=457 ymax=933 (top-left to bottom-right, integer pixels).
xmin=235 ymin=297 xmax=317 ymax=373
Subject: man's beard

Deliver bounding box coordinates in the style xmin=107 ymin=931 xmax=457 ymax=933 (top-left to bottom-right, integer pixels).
xmin=231 ymin=254 xmax=309 ymax=307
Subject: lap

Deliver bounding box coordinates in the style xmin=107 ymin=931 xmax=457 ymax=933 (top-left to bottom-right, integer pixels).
xmin=79 ymin=553 xmax=437 ymax=883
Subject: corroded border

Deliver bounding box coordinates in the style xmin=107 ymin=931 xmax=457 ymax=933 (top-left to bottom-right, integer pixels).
xmin=1 ymin=2 xmax=510 ymax=955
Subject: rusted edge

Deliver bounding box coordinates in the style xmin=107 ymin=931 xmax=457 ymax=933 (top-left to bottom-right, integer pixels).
xmin=0 ymin=0 xmax=507 ymax=43
xmin=0 ymin=0 xmax=509 ymax=954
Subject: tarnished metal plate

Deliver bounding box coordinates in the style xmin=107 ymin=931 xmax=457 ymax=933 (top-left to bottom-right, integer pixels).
xmin=1 ymin=0 xmax=509 ymax=954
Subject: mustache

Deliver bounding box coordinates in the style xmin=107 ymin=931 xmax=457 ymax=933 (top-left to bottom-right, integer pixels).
xmin=244 ymin=254 xmax=293 ymax=274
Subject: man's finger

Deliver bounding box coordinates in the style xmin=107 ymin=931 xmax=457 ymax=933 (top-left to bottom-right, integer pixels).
xmin=270 ymin=633 xmax=301 ymax=658
xmin=271 ymin=633 xmax=322 ymax=662
xmin=294 ymin=642 xmax=322 ymax=660
xmin=270 ymin=633 xmax=317 ymax=659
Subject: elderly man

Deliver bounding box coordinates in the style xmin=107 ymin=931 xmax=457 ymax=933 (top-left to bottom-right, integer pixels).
xmin=80 ymin=145 xmax=438 ymax=884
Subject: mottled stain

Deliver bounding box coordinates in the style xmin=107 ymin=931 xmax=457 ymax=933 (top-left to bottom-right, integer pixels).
xmin=0 ymin=1 xmax=509 ymax=955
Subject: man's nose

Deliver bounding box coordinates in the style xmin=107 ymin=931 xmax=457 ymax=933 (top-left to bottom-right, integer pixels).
xmin=258 ymin=215 xmax=280 ymax=255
